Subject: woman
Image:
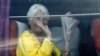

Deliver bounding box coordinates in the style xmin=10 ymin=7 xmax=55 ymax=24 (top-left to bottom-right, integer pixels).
xmin=16 ymin=4 xmax=61 ymax=56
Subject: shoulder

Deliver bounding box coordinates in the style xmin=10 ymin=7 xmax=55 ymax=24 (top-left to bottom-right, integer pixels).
xmin=18 ymin=30 xmax=32 ymax=40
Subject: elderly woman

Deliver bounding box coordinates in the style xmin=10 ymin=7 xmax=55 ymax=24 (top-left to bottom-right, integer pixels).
xmin=16 ymin=4 xmax=61 ymax=56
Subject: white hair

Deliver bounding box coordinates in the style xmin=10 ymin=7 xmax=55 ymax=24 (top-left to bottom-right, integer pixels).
xmin=27 ymin=4 xmax=49 ymax=20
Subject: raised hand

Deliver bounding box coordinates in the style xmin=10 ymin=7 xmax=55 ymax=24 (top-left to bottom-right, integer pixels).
xmin=35 ymin=19 xmax=52 ymax=39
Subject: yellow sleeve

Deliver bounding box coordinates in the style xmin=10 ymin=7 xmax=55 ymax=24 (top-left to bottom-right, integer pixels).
xmin=53 ymin=45 xmax=61 ymax=56
xmin=39 ymin=38 xmax=54 ymax=56
xmin=16 ymin=36 xmax=54 ymax=56
xmin=16 ymin=36 xmax=25 ymax=56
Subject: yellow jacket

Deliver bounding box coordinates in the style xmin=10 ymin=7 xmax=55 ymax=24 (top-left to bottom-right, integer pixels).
xmin=16 ymin=30 xmax=61 ymax=56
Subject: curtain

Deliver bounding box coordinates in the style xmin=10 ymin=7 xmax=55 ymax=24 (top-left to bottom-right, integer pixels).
xmin=0 ymin=0 xmax=10 ymax=56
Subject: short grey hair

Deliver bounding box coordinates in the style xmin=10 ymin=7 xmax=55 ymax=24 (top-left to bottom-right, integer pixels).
xmin=27 ymin=4 xmax=49 ymax=20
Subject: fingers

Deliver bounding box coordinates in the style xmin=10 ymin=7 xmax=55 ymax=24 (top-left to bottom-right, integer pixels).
xmin=44 ymin=25 xmax=52 ymax=37
xmin=35 ymin=20 xmax=45 ymax=29
xmin=44 ymin=25 xmax=50 ymax=32
xmin=44 ymin=25 xmax=49 ymax=30
xmin=35 ymin=20 xmax=48 ymax=30
xmin=34 ymin=20 xmax=52 ymax=37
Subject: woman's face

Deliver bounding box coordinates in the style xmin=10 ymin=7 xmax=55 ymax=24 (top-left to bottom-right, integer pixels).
xmin=30 ymin=10 xmax=48 ymax=36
